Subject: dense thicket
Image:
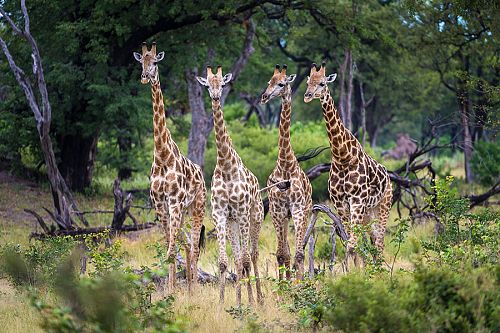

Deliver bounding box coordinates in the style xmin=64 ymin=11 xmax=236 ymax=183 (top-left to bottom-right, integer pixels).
xmin=0 ymin=0 xmax=498 ymax=190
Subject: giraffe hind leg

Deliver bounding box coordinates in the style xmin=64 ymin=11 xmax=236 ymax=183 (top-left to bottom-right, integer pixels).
xmin=250 ymin=199 xmax=264 ymax=304
xmin=374 ymin=183 xmax=392 ymax=257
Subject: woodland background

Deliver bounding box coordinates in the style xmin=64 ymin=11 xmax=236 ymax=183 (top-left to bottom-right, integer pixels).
xmin=0 ymin=1 xmax=499 ymax=333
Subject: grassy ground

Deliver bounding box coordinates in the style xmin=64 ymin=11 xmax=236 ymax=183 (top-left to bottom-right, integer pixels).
xmin=0 ymin=164 xmax=463 ymax=333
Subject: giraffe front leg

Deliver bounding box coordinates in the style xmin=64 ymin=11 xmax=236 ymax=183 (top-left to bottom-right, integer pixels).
xmin=189 ymin=191 xmax=206 ymax=288
xmin=345 ymin=201 xmax=366 ymax=271
xmin=270 ymin=199 xmax=290 ymax=280
xmin=227 ymin=219 xmax=244 ymax=306
xmin=291 ymin=208 xmax=308 ymax=280
xmin=213 ymin=206 xmax=229 ymax=304
xmin=373 ymin=183 xmax=392 ymax=261
xmin=250 ymin=200 xmax=264 ymax=305
xmin=238 ymin=214 xmax=254 ymax=305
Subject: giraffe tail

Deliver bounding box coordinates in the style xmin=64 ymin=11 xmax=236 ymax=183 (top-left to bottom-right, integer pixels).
xmin=198 ymin=224 xmax=206 ymax=250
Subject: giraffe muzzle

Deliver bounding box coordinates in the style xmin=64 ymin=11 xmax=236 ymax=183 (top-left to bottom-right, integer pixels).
xmin=260 ymin=93 xmax=269 ymax=104
xmin=304 ymin=92 xmax=313 ymax=103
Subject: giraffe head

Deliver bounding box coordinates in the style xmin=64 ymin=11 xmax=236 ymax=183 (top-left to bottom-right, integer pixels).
xmin=260 ymin=64 xmax=296 ymax=104
xmin=303 ymin=62 xmax=337 ymax=103
xmin=196 ymin=66 xmax=232 ymax=101
xmin=133 ymin=42 xmax=165 ymax=84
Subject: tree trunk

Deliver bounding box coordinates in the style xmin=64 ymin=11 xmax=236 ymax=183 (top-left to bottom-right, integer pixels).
xmin=0 ymin=1 xmax=87 ymax=228
xmin=186 ymin=67 xmax=213 ymax=169
xmin=58 ymin=133 xmax=98 ymax=191
xmin=345 ymin=50 xmax=354 ymax=131
xmin=458 ymin=54 xmax=474 ymax=183
xmin=459 ymin=92 xmax=474 ymax=183
xmin=359 ymin=82 xmax=367 ymax=147
xmin=117 ymin=135 xmax=133 ymax=180
xmin=186 ymin=19 xmax=255 ymax=167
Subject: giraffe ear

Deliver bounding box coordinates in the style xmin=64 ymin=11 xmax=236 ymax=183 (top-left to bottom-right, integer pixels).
xmin=222 ymin=73 xmax=233 ymax=85
xmin=326 ymin=73 xmax=337 ymax=83
xmin=287 ymin=74 xmax=296 ymax=83
xmin=154 ymin=52 xmax=165 ymax=62
xmin=196 ymin=76 xmax=208 ymax=86
xmin=133 ymin=52 xmax=142 ymax=62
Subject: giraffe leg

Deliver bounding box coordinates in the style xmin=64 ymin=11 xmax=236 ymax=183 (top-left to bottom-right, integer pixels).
xmin=291 ymin=208 xmax=309 ymax=280
xmin=189 ymin=191 xmax=206 ymax=288
xmin=250 ymin=198 xmax=264 ymax=305
xmin=167 ymin=204 xmax=183 ymax=292
xmin=213 ymin=206 xmax=229 ymax=304
xmin=228 ymin=219 xmax=243 ymax=306
xmin=270 ymin=198 xmax=290 ymax=280
xmin=373 ymin=182 xmax=392 ymax=259
xmin=238 ymin=213 xmax=254 ymax=305
xmin=345 ymin=201 xmax=366 ymax=270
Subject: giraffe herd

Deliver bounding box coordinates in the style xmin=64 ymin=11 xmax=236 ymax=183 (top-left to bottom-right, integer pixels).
xmin=134 ymin=44 xmax=392 ymax=306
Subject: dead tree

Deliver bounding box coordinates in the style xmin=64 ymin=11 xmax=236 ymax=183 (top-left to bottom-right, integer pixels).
xmin=302 ymin=204 xmax=348 ymax=278
xmin=0 ymin=1 xmax=87 ymax=229
xmin=29 ymin=179 xmax=154 ymax=239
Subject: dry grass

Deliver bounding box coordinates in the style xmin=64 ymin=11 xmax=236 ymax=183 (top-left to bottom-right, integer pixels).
xmin=0 ymin=169 xmax=440 ymax=333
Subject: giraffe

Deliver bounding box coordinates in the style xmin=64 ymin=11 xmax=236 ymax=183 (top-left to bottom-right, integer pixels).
xmin=260 ymin=64 xmax=312 ymax=280
xmin=196 ymin=66 xmax=264 ymax=306
xmin=133 ymin=42 xmax=206 ymax=291
xmin=303 ymin=62 xmax=392 ymax=268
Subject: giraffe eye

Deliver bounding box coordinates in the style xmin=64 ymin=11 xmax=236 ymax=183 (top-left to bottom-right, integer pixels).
xmin=278 ymin=83 xmax=285 ymax=87
xmin=319 ymin=82 xmax=325 ymax=87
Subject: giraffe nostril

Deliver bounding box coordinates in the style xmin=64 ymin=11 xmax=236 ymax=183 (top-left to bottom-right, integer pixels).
xmin=213 ymin=97 xmax=220 ymax=101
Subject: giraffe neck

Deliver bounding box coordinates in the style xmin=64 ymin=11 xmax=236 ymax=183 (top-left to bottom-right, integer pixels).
xmin=277 ymin=86 xmax=296 ymax=171
xmin=321 ymin=88 xmax=358 ymax=164
xmin=151 ymin=81 xmax=179 ymax=164
xmin=212 ymin=99 xmax=238 ymax=168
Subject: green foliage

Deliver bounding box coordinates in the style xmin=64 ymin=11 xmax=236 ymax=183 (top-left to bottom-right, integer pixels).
xmin=321 ymin=265 xmax=499 ymax=333
xmin=423 ymin=176 xmax=499 ymax=267
xmin=204 ymin=120 xmax=331 ymax=199
xmin=325 ymin=274 xmax=411 ymax=332
xmin=0 ymin=236 xmax=76 ymax=287
xmin=1 ymin=235 xmax=185 ymax=333
xmin=83 ymin=231 xmax=127 ymax=277
xmin=471 ymin=140 xmax=500 ymax=186
xmin=268 ymin=276 xmax=334 ymax=329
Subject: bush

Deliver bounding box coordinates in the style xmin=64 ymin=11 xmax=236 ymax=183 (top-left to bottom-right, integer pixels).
xmin=1 ymin=235 xmax=185 ymax=333
xmin=471 ymin=140 xmax=500 ymax=186
xmin=320 ymin=265 xmax=499 ymax=333
xmin=324 ymin=274 xmax=411 ymax=332
xmin=423 ymin=176 xmax=499 ymax=267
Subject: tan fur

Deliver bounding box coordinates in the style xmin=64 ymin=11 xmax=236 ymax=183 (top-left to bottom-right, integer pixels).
xmin=197 ymin=66 xmax=264 ymax=306
xmin=135 ymin=43 xmax=206 ymax=292
xmin=304 ymin=63 xmax=392 ymax=269
xmin=261 ymin=65 xmax=312 ymax=280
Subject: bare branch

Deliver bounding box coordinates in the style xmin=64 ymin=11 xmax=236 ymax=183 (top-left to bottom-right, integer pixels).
xmin=0 ymin=7 xmax=23 ymax=35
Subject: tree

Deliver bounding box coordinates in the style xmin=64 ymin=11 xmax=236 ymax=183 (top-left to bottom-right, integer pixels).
xmin=402 ymin=0 xmax=499 ymax=182
xmin=0 ymin=0 xmax=86 ymax=228
xmin=0 ymin=0 xmax=269 ymax=190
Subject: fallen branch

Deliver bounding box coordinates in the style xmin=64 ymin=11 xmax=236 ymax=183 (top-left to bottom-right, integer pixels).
xmin=30 ymin=222 xmax=157 ymax=240
xmin=467 ymin=181 xmax=500 ymax=208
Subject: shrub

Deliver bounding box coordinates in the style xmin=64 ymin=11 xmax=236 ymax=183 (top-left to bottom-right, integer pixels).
xmin=320 ymin=265 xmax=499 ymax=333
xmin=423 ymin=176 xmax=499 ymax=267
xmin=471 ymin=140 xmax=500 ymax=186
xmin=324 ymin=274 xmax=411 ymax=333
